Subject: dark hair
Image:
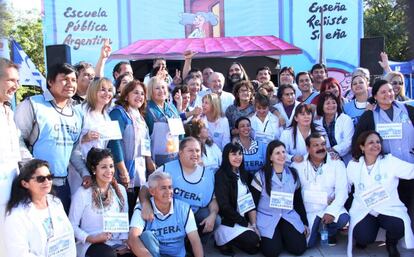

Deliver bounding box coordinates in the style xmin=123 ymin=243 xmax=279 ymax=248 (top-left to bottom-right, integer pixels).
xmin=310 ymin=63 xmax=327 ymax=74
xmin=305 ymin=132 xmax=325 ymax=147
xmin=153 ymin=57 xmax=166 ymax=65
xmin=256 ymin=66 xmax=272 ymax=76
xmin=226 ymin=62 xmax=250 ymax=88
xmin=371 ymin=79 xmax=390 ymax=97
xmin=86 ymin=147 xmax=125 ymax=208
xmin=114 ymin=73 xmax=133 ymax=93
xmin=6 ymin=159 xmax=52 ymax=215
xmin=218 ymin=142 xmax=249 ymax=185
xmin=352 ymin=130 xmax=385 ymax=161
xmin=233 ymin=80 xmax=254 ymax=106
xmin=179 ymin=136 xmax=200 ymax=152
xmin=280 ymin=66 xmax=295 ymax=78
xmin=316 ymin=92 xmax=342 ymax=117
xmin=290 ymin=103 xmax=321 ymax=149
xmin=112 ymin=61 xmax=130 ymax=79
xmin=277 ymin=84 xmax=296 ymax=101
xmin=115 ymin=80 xmax=147 ymax=116
xmin=235 ymin=116 xmax=251 ymax=129
xmin=183 ymin=74 xmax=201 ymax=86
xmin=46 ymin=63 xmax=77 ymax=87
xmin=254 ymin=92 xmax=270 ymax=107
xmin=262 ymin=140 xmax=298 ymax=196
xmin=295 ymin=71 xmax=313 ymax=85
xmin=172 ymin=85 xmax=190 ymax=108
xmin=150 ymin=65 xmax=166 ymax=78
xmin=187 ymin=119 xmax=214 ymax=147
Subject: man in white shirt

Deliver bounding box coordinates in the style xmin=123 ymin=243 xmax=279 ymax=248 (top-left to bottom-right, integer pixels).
xmin=291 ymin=133 xmax=349 ymax=247
xmin=128 ymin=171 xmax=203 ymax=257
xmin=207 ymin=72 xmax=235 ymax=113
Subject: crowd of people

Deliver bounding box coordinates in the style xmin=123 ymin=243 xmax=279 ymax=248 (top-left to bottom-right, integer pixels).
xmin=0 ymin=44 xmax=413 ymax=257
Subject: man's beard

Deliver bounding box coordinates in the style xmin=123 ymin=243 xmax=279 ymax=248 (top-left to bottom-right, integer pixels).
xmin=230 ymin=73 xmax=243 ymax=83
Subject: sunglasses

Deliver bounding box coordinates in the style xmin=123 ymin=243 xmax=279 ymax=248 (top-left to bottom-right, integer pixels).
xmin=31 ymin=174 xmax=53 ymax=183
xmin=391 ymin=81 xmax=404 ymax=86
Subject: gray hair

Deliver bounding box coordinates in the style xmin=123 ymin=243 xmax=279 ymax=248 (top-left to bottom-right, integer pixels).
xmin=148 ymin=171 xmax=172 ymax=189
xmin=207 ymin=72 xmax=225 ymax=85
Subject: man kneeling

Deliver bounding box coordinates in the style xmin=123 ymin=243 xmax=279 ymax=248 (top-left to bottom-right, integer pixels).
xmin=128 ymin=171 xmax=204 ymax=257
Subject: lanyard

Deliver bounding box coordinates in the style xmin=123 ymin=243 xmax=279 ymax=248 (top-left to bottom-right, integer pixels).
xmin=305 ymin=159 xmax=323 ymax=183
xmin=357 ymin=159 xmax=382 ymax=191
xmin=263 ymin=120 xmax=270 ymax=133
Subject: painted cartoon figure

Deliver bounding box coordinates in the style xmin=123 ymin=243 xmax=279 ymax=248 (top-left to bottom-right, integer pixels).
xmin=179 ymin=11 xmax=218 ymax=38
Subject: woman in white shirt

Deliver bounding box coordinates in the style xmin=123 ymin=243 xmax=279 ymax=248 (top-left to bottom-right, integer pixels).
xmin=69 ymin=148 xmax=129 ymax=257
xmin=188 ymin=119 xmax=222 ymax=172
xmin=250 ymin=92 xmax=280 ymax=144
xmin=314 ymin=92 xmax=354 ymax=164
xmin=4 ymin=159 xmax=76 ymax=257
xmin=280 ymin=103 xmax=325 ymax=163
xmin=347 ymin=130 xmax=414 ymax=257
xmin=201 ymin=93 xmax=231 ymax=150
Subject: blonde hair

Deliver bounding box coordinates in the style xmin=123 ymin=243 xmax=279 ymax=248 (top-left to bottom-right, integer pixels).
xmin=384 ymin=71 xmax=405 ymax=97
xmin=202 ymin=93 xmax=222 ymax=121
xmin=85 ymin=77 xmax=114 ymax=113
xmin=146 ymin=76 xmax=169 ymax=101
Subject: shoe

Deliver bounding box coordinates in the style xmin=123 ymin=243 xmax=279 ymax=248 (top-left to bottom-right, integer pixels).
xmin=214 ymin=243 xmax=235 ymax=256
xmin=328 ymin=235 xmax=337 ymax=246
xmin=386 ymin=242 xmax=400 ymax=257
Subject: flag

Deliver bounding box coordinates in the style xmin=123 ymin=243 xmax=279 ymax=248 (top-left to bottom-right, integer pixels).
xmin=11 ymin=39 xmax=47 ymax=91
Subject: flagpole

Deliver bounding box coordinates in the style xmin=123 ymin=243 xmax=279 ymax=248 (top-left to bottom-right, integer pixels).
xmin=319 ymin=9 xmax=324 ymax=64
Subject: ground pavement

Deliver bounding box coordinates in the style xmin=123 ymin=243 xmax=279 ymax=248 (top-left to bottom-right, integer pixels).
xmin=204 ymin=233 xmax=414 ymax=257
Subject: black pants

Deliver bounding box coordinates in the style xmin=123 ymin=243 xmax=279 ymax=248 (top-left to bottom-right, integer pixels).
xmin=353 ymin=214 xmax=404 ymax=245
xmin=260 ymin=218 xmax=307 ymax=257
xmin=53 ymin=182 xmax=71 ymax=214
xmin=85 ymin=243 xmax=134 ymax=257
xmin=398 ymin=179 xmax=414 ymax=231
xmin=229 ymin=230 xmax=260 ymax=254
xmin=127 ymin=187 xmax=140 ymax=220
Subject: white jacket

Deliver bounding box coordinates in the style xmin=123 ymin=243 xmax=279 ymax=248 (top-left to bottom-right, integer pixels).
xmin=273 ymin=101 xmax=300 ymax=130
xmin=314 ymin=113 xmax=354 ymax=163
xmin=69 ymin=186 xmax=128 ymax=257
xmin=3 ymin=195 xmax=76 ymax=257
xmin=292 ymin=155 xmax=348 ymax=241
xmin=346 ymin=155 xmax=414 ymax=256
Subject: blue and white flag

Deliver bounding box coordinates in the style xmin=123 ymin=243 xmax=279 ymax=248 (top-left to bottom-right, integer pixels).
xmin=11 ymin=39 xmax=47 ymax=91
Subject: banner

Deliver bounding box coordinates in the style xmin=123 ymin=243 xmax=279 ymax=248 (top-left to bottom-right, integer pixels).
xmin=11 ymin=40 xmax=46 ymax=90
xmin=42 ymin=0 xmax=363 ymax=76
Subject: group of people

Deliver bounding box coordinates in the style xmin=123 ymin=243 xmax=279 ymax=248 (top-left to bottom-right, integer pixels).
xmin=0 ymin=44 xmax=413 ymax=257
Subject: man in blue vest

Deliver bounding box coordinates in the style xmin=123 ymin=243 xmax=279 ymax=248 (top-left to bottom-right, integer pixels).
xmin=139 ymin=137 xmax=219 ymax=242
xmin=15 ymin=63 xmax=91 ymax=213
xmin=128 ymin=171 xmax=203 ymax=257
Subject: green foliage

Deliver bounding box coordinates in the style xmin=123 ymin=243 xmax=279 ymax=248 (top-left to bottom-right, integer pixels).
xmin=364 ymin=0 xmax=410 ymax=61
xmin=16 ymin=85 xmax=42 ymax=104
xmin=0 ymin=3 xmax=13 ymax=37
xmin=10 ymin=18 xmax=45 ymax=75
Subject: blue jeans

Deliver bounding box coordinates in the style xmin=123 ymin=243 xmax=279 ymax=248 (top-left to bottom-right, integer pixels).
xmin=307 ymin=213 xmax=349 ymax=248
xmin=140 ymin=231 xmax=161 ymax=257
xmin=53 ymin=182 xmax=71 ymax=214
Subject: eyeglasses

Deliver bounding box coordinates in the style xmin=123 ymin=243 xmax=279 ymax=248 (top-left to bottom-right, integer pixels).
xmin=391 ymin=81 xmax=404 ymax=86
xmin=31 ymin=174 xmax=53 ymax=183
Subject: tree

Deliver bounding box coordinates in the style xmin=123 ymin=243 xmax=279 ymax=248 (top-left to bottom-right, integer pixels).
xmin=364 ymin=0 xmax=410 ymax=61
xmin=0 ymin=3 xmax=13 ymax=37
xmin=10 ymin=18 xmax=45 ymax=75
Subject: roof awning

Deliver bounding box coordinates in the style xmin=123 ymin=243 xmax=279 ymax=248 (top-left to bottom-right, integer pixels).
xmin=110 ymin=35 xmax=302 ymax=60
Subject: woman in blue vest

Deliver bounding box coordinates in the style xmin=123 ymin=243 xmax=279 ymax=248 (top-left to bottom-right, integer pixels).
xmin=69 ymin=148 xmax=130 ymax=257
xmin=214 ymin=142 xmax=260 ymax=256
xmin=343 ymin=73 xmax=370 ymax=126
xmin=233 ymin=117 xmax=266 ymax=182
xmin=251 ymin=140 xmax=308 ymax=257
xmin=353 ymin=79 xmax=414 ymax=231
xmin=108 ymin=80 xmax=155 ymax=218
xmin=145 ymin=76 xmax=183 ymax=166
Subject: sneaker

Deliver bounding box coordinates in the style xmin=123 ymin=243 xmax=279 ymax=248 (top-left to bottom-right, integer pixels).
xmin=328 ymin=235 xmax=337 ymax=246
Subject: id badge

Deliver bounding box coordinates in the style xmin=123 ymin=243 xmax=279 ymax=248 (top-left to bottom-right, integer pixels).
xmin=47 ymin=232 xmax=72 ymax=257
xmin=140 ymin=138 xmax=151 ymax=156
xmin=376 ymin=123 xmax=402 ymax=139
xmin=103 ymin=212 xmax=129 ymax=233
xmin=270 ymin=191 xmax=294 ymax=210
xmin=360 ymin=185 xmax=390 ymax=209
xmin=237 ymin=193 xmax=255 ymax=215
xmin=167 ymin=118 xmax=185 ymax=136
